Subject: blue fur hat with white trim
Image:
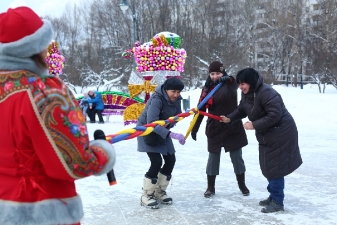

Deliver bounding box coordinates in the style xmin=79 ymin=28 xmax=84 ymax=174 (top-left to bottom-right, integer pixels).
xmin=0 ymin=7 xmax=53 ymax=58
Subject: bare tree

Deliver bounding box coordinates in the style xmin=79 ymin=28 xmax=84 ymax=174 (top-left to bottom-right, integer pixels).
xmin=45 ymin=0 xmax=337 ymax=91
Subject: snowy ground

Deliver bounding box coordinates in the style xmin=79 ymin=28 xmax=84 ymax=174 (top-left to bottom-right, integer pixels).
xmin=76 ymin=84 xmax=337 ymax=225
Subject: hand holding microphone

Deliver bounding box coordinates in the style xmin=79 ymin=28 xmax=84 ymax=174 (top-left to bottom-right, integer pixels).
xmin=94 ymin=129 xmax=117 ymax=186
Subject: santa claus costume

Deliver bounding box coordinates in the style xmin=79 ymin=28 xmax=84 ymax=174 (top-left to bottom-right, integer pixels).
xmin=0 ymin=7 xmax=116 ymax=225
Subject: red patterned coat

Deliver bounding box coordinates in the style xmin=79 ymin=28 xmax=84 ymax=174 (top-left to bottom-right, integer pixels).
xmin=0 ymin=70 xmax=116 ymax=225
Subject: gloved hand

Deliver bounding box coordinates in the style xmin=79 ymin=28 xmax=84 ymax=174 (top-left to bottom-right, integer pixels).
xmin=191 ymin=131 xmax=197 ymax=141
xmin=169 ymin=132 xmax=185 ymax=145
xmin=218 ymin=75 xmax=232 ymax=84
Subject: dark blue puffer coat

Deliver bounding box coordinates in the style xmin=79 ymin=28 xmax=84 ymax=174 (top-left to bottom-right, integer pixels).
xmin=228 ymin=74 xmax=302 ymax=179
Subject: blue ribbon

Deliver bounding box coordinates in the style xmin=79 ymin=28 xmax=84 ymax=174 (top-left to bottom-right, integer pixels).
xmin=197 ymin=82 xmax=223 ymax=110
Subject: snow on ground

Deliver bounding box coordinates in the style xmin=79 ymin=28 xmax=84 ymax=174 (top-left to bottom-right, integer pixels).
xmin=75 ymin=84 xmax=337 ymax=225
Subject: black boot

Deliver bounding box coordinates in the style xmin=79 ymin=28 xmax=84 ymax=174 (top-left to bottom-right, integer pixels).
xmin=236 ymin=173 xmax=250 ymax=196
xmin=204 ymin=175 xmax=216 ymax=198
xmin=259 ymin=197 xmax=271 ymax=206
xmin=261 ymin=199 xmax=284 ymax=213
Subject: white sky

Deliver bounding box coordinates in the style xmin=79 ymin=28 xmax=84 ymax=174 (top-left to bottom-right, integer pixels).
xmin=0 ymin=0 xmax=80 ymax=17
xmin=75 ymin=84 xmax=337 ymax=225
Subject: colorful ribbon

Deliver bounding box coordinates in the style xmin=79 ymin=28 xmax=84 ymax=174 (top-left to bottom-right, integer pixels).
xmin=106 ymin=110 xmax=194 ymax=144
xmin=104 ymin=82 xmax=223 ymax=144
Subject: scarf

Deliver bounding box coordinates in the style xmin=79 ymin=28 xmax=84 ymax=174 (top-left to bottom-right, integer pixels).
xmin=0 ymin=55 xmax=48 ymax=76
xmin=199 ymin=76 xmax=216 ymax=109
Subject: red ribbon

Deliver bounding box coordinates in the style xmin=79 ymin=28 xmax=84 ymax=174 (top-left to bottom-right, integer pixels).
xmin=199 ymin=111 xmax=222 ymax=121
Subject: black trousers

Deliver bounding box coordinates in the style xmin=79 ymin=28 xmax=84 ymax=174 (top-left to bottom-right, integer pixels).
xmin=86 ymin=107 xmax=96 ymax=122
xmin=96 ymin=110 xmax=104 ymax=122
xmin=146 ymin=152 xmax=176 ymax=178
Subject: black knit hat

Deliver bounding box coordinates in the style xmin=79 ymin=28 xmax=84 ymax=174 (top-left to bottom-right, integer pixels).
xmin=163 ymin=77 xmax=184 ymax=91
xmin=209 ymin=61 xmax=224 ymax=73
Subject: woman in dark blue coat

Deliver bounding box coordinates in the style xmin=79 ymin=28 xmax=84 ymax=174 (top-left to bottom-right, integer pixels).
xmin=221 ymin=68 xmax=302 ymax=213
xmin=137 ymin=77 xmax=186 ymax=209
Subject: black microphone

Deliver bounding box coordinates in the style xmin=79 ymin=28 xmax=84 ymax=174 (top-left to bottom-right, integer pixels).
xmin=94 ymin=129 xmax=117 ymax=186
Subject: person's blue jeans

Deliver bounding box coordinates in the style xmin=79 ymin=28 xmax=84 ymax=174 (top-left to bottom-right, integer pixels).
xmin=267 ymin=177 xmax=285 ymax=205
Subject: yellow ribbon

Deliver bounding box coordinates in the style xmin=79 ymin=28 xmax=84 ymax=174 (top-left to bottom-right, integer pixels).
xmin=185 ymin=109 xmax=200 ymax=139
xmin=128 ymin=80 xmax=157 ymax=99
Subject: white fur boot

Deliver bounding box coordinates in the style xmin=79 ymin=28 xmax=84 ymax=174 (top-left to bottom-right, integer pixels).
xmin=141 ymin=176 xmax=159 ymax=209
xmin=155 ymin=172 xmax=172 ymax=204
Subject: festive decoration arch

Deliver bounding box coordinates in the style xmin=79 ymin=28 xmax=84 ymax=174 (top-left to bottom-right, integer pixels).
xmin=76 ymin=32 xmax=187 ymax=125
xmin=122 ymin=31 xmax=187 ymax=125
